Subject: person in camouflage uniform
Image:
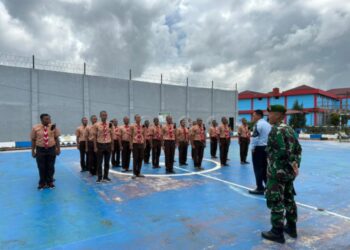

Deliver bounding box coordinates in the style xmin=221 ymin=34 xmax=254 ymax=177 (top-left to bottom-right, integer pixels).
xmin=261 ymin=105 xmax=302 ymax=244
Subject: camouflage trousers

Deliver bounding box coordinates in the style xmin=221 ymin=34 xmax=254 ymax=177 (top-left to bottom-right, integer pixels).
xmin=265 ymin=178 xmax=297 ymax=228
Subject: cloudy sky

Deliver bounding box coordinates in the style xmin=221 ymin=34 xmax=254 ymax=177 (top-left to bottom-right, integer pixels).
xmin=0 ymin=0 xmax=350 ymax=91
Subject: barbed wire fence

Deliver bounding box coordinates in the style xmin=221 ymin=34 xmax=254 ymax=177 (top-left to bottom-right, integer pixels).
xmin=0 ymin=52 xmax=237 ymax=91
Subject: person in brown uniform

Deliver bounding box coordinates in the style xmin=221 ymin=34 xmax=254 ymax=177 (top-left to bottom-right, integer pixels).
xmin=176 ymin=119 xmax=189 ymax=166
xmin=218 ymin=117 xmax=231 ymax=166
xmin=130 ymin=114 xmax=146 ymax=179
xmin=93 ymin=111 xmax=114 ymax=183
xmin=190 ymin=120 xmax=197 ymax=160
xmin=238 ymin=118 xmax=251 ymax=165
xmin=120 ymin=116 xmax=132 ymax=172
xmin=191 ymin=118 xmax=206 ymax=170
xmin=162 ymin=115 xmax=176 ymax=174
xmin=111 ymin=118 xmax=122 ymax=168
xmin=87 ymin=115 xmax=98 ymax=175
xmin=151 ymin=117 xmax=162 ymax=169
xmin=76 ymin=117 xmax=89 ymax=172
xmin=31 ymin=113 xmax=61 ymax=190
xmin=209 ymin=120 xmax=218 ymax=159
xmin=143 ymin=120 xmax=152 ymax=164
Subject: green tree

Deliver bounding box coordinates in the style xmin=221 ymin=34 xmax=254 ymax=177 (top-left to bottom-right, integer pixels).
xmin=328 ymin=113 xmax=340 ymax=126
xmin=289 ymin=100 xmax=306 ymax=129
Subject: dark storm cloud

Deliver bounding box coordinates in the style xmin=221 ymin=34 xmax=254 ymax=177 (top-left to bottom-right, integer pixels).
xmin=0 ymin=0 xmax=349 ymax=90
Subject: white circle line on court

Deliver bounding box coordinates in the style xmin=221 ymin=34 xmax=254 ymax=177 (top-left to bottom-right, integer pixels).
xmin=110 ymin=157 xmax=221 ymax=177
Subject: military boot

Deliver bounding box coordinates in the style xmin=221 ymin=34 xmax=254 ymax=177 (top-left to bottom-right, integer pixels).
xmin=261 ymin=227 xmax=285 ymax=244
xmin=284 ymin=222 xmax=297 ymax=238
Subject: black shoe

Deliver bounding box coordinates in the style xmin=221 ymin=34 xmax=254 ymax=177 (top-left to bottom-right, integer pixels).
xmin=122 ymin=169 xmax=132 ymax=172
xmin=198 ymin=167 xmax=204 ymax=170
xmin=284 ymin=223 xmax=297 ymax=238
xmin=48 ymin=182 xmax=55 ymax=189
xmin=166 ymin=170 xmax=175 ymax=174
xmin=262 ymin=228 xmax=285 ymax=244
xmin=37 ymin=184 xmax=46 ymax=190
xmin=244 ymin=161 xmax=250 ymax=164
xmin=96 ymin=178 xmax=102 ymax=183
xmin=249 ymin=189 xmax=265 ymax=195
xmin=137 ymin=174 xmax=145 ymax=178
xmin=103 ymin=177 xmax=111 ymax=182
xmin=240 ymin=162 xmax=245 ymax=165
xmin=131 ymin=175 xmax=137 ymax=179
xmin=221 ymin=163 xmax=229 ymax=167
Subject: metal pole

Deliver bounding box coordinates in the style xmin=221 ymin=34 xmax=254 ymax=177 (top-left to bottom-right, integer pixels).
xmin=211 ymin=80 xmax=214 ymax=117
xmin=129 ymin=69 xmax=132 ymax=80
xmin=160 ymin=74 xmax=163 ymax=113
xmin=32 ymin=55 xmax=35 ymax=69
xmin=186 ymin=77 xmax=189 ymax=118
xmin=83 ymin=62 xmax=86 ymax=75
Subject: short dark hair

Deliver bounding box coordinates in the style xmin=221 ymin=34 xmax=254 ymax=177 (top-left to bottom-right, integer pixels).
xmin=254 ymin=110 xmax=264 ymax=117
xmin=100 ymin=110 xmax=107 ymax=115
xmin=40 ymin=113 xmax=50 ymax=120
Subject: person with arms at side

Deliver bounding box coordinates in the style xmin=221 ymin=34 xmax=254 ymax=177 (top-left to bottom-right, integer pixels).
xmin=143 ymin=120 xmax=152 ymax=164
xmin=261 ymin=105 xmax=302 ymax=244
xmin=162 ymin=115 xmax=176 ymax=174
xmin=218 ymin=117 xmax=231 ymax=166
xmin=238 ymin=118 xmax=251 ymax=165
xmin=111 ymin=118 xmax=121 ymax=168
xmin=31 ymin=114 xmax=61 ymax=190
xmin=176 ymin=119 xmax=189 ymax=166
xmin=120 ymin=116 xmax=132 ymax=172
xmin=76 ymin=117 xmax=89 ymax=172
xmin=130 ymin=114 xmax=146 ymax=179
xmin=151 ymin=117 xmax=162 ymax=169
xmin=93 ymin=111 xmax=114 ymax=183
xmin=209 ymin=120 xmax=218 ymax=159
xmin=249 ymin=110 xmax=271 ymax=195
xmin=87 ymin=115 xmax=98 ymax=176
xmin=190 ymin=118 xmax=206 ymax=170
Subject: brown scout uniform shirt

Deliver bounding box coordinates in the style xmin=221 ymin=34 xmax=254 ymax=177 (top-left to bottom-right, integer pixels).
xmin=113 ymin=126 xmax=121 ymax=141
xmin=76 ymin=125 xmax=88 ymax=143
xmin=130 ymin=124 xmax=146 ymax=144
xmin=31 ymin=124 xmax=61 ymax=148
xmin=162 ymin=124 xmax=175 ymax=141
xmin=120 ymin=125 xmax=131 ymax=142
xmin=209 ymin=126 xmax=218 ymax=138
xmin=176 ymin=126 xmax=189 ymax=142
xmin=218 ymin=124 xmax=231 ymax=139
xmin=238 ymin=124 xmax=250 ymax=139
xmin=150 ymin=125 xmax=162 ymax=140
xmin=86 ymin=124 xmax=96 ymax=142
xmin=93 ymin=122 xmax=114 ymax=144
xmin=191 ymin=125 xmax=206 ymax=142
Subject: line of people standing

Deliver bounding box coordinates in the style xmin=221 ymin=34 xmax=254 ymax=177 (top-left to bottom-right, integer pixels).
xmin=75 ymin=112 xmax=233 ymax=182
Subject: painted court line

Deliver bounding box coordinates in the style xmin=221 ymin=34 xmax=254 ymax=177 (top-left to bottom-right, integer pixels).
xmin=174 ymin=166 xmax=350 ymax=222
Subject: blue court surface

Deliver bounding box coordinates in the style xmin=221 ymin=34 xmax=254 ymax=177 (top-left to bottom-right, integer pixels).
xmin=1 ymin=140 xmax=350 ymax=250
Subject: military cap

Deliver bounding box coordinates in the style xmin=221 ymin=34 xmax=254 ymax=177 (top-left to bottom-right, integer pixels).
xmin=267 ymin=105 xmax=287 ymax=113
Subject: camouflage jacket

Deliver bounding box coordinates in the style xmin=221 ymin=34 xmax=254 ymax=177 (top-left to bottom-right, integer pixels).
xmin=267 ymin=122 xmax=302 ymax=181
